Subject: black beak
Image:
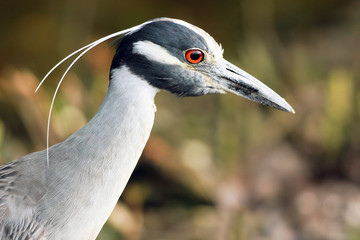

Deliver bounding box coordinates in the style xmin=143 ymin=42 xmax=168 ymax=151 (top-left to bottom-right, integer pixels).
xmin=215 ymin=59 xmax=295 ymax=113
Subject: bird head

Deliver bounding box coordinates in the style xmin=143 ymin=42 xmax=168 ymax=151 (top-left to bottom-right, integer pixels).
xmin=37 ymin=18 xmax=294 ymax=114
xmin=110 ymin=18 xmax=294 ymax=113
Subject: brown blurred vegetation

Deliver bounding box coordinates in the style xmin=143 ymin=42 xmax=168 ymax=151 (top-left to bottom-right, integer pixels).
xmin=1 ymin=0 xmax=360 ymax=239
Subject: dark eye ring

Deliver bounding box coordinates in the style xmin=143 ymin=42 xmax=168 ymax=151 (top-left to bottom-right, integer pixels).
xmin=185 ymin=49 xmax=204 ymax=64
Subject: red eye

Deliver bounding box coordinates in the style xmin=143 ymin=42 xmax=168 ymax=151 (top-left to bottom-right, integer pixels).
xmin=185 ymin=49 xmax=204 ymax=64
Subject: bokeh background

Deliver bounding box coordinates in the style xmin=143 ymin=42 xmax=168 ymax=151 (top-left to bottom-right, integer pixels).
xmin=1 ymin=0 xmax=359 ymax=239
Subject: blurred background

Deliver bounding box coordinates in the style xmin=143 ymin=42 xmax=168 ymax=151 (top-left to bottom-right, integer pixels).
xmin=0 ymin=0 xmax=359 ymax=239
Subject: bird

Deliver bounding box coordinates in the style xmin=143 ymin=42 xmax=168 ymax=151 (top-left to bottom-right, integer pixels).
xmin=0 ymin=18 xmax=294 ymax=240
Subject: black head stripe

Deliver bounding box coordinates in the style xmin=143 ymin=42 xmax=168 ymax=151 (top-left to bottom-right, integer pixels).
xmin=134 ymin=20 xmax=209 ymax=52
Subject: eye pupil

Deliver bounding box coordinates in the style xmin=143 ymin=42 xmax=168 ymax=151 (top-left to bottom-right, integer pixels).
xmin=185 ymin=49 xmax=204 ymax=64
xmin=190 ymin=52 xmax=201 ymax=60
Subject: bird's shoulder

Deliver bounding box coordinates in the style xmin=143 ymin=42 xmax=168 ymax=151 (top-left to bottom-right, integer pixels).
xmin=0 ymin=151 xmax=48 ymax=238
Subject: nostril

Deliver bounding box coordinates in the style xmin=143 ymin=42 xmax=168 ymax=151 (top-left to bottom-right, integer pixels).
xmin=226 ymin=67 xmax=237 ymax=74
xmin=226 ymin=67 xmax=245 ymax=78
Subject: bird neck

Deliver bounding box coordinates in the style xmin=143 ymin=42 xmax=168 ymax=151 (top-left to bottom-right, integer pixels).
xmin=81 ymin=65 xmax=158 ymax=179
xmin=72 ymin=65 xmax=158 ymax=199
xmin=45 ymin=66 xmax=158 ymax=239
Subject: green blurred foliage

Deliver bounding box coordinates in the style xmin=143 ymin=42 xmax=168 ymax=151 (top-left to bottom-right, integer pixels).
xmin=1 ymin=0 xmax=360 ymax=239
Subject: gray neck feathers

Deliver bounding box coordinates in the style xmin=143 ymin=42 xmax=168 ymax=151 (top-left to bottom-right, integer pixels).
xmin=41 ymin=66 xmax=158 ymax=239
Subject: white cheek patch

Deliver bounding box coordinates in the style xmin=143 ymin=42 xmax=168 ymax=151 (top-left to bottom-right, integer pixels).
xmin=132 ymin=40 xmax=184 ymax=66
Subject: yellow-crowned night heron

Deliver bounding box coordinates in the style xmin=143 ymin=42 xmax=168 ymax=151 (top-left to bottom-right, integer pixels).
xmin=0 ymin=18 xmax=294 ymax=239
